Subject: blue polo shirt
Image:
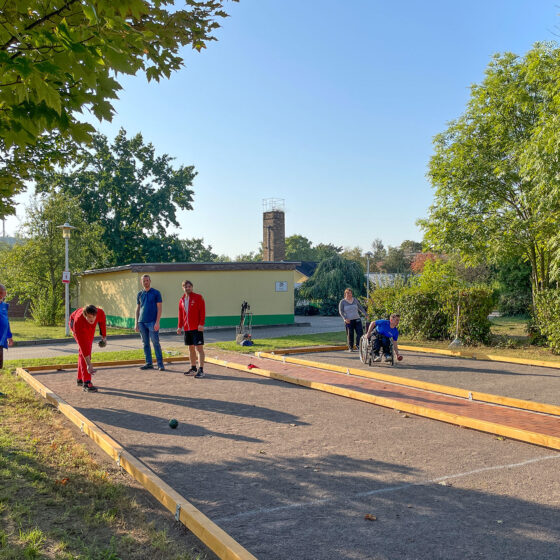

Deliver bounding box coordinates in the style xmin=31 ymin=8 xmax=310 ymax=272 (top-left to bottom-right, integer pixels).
xmin=375 ymin=319 xmax=399 ymax=340
xmin=137 ymin=288 xmax=162 ymax=323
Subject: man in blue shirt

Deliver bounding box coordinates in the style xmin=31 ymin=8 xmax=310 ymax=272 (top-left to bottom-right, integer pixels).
xmin=135 ymin=274 xmax=165 ymax=371
xmin=365 ymin=313 xmax=402 ymax=362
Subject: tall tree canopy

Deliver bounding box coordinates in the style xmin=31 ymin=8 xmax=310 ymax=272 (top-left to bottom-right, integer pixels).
xmin=37 ymin=128 xmax=196 ymax=265
xmin=419 ymin=43 xmax=560 ymax=300
xmin=298 ymin=254 xmax=365 ymax=315
xmin=0 ymin=191 xmax=108 ymax=324
xmin=0 ymin=1 xmax=236 ymax=147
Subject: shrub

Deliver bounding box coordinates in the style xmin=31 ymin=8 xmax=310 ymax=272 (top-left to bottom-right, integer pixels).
xmin=534 ymin=289 xmax=560 ymax=353
xmin=366 ymin=283 xmax=494 ymax=344
xmin=30 ymin=287 xmax=65 ymax=326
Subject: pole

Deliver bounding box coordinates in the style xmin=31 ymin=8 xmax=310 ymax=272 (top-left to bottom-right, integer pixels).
xmin=366 ymin=254 xmax=371 ymax=299
xmin=64 ymin=237 xmax=69 ymax=336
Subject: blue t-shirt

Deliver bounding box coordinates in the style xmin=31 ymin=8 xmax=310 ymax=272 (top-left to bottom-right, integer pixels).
xmin=0 ymin=301 xmax=12 ymax=348
xmin=137 ymin=288 xmax=162 ymax=323
xmin=375 ymin=319 xmax=399 ymax=341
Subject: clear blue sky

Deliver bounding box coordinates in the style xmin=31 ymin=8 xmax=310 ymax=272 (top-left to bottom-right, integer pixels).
xmin=6 ymin=0 xmax=560 ymax=258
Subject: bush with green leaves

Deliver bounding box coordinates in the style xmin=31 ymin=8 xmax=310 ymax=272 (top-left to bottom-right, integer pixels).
xmin=30 ymin=286 xmax=65 ymax=326
xmin=366 ymin=259 xmax=495 ymax=344
xmin=533 ymin=289 xmax=560 ymax=353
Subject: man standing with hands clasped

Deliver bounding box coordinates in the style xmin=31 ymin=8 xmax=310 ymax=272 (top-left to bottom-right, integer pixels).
xmin=177 ymin=280 xmax=206 ymax=378
xmin=136 ymin=274 xmax=165 ymax=371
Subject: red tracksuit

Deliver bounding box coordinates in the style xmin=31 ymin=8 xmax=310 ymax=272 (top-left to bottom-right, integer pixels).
xmin=178 ymin=292 xmax=206 ymax=331
xmin=70 ymin=308 xmax=107 ymax=383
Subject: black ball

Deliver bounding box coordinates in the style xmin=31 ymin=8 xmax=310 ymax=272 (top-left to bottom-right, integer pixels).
xmin=169 ymin=418 xmax=178 ymax=429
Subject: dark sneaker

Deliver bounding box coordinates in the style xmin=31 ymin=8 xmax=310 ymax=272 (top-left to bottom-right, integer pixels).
xmin=76 ymin=379 xmax=83 ymax=386
xmin=372 ymin=354 xmax=381 ymax=362
xmin=83 ymin=381 xmax=98 ymax=393
xmin=139 ymin=364 xmax=154 ymax=370
xmin=194 ymin=369 xmax=205 ymax=378
xmin=184 ymin=366 xmax=197 ymax=376
xmin=158 ymin=366 xmax=166 ymax=371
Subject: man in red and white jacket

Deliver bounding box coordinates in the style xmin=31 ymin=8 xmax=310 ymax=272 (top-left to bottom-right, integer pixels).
xmin=176 ymin=280 xmax=206 ymax=378
xmin=69 ymin=305 xmax=107 ymax=392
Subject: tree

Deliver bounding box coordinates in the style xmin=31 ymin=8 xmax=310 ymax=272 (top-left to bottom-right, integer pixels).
xmin=298 ymin=254 xmax=365 ymax=315
xmin=36 ymin=129 xmax=196 ymax=265
xmin=419 ymin=43 xmax=560 ymax=303
xmin=285 ymin=235 xmax=316 ymax=261
xmin=369 ymin=238 xmax=386 ymax=271
xmin=0 ymin=1 xmax=236 ymax=148
xmin=0 ymin=191 xmax=108 ymax=325
xmin=180 ymin=238 xmax=219 ymax=262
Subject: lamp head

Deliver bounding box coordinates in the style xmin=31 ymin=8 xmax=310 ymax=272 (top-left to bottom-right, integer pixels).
xmin=57 ymin=222 xmax=76 ymax=239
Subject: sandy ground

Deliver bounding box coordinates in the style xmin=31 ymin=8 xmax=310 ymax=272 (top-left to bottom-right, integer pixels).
xmin=27 ymin=348 xmax=560 ymax=560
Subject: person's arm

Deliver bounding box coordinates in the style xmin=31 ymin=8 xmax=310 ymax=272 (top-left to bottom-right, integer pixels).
xmin=154 ymin=301 xmax=162 ymax=331
xmin=97 ymin=310 xmax=107 ymax=342
xmin=339 ymin=300 xmax=349 ymax=323
xmin=393 ymin=340 xmax=400 ymax=356
xmin=177 ymin=298 xmax=184 ymax=335
xmin=135 ymin=302 xmax=140 ymax=332
xmin=357 ymin=300 xmax=367 ymax=317
xmin=366 ymin=320 xmax=377 ymax=338
xmin=198 ymin=296 xmax=206 ymax=331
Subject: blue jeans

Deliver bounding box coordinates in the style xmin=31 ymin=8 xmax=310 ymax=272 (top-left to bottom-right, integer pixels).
xmin=138 ymin=321 xmax=163 ymax=368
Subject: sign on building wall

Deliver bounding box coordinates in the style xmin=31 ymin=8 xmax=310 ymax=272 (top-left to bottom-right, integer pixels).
xmin=275 ymin=281 xmax=288 ymax=292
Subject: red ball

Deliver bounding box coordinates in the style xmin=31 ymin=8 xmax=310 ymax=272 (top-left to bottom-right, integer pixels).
xmin=397 ymin=355 xmax=403 ymax=361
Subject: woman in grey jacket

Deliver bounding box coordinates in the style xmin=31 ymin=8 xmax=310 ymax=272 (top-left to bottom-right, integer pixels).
xmin=339 ymin=288 xmax=367 ymax=352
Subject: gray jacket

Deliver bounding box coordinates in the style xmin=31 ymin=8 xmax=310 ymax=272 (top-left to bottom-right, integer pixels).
xmin=339 ymin=298 xmax=366 ymax=321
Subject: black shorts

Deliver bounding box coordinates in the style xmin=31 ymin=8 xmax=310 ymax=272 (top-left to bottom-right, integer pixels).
xmin=184 ymin=330 xmax=204 ymax=346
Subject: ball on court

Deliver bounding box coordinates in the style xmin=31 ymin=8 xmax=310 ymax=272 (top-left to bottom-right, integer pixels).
xmin=169 ymin=418 xmax=179 ymax=429
xmin=397 ymin=355 xmax=403 ymax=361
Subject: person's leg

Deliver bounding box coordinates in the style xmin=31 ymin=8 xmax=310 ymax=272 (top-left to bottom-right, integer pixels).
xmin=346 ymin=322 xmax=354 ymax=350
xmin=188 ymin=345 xmax=197 ymax=366
xmin=138 ymin=322 xmax=153 ymax=365
xmin=354 ymin=320 xmax=363 ymax=349
xmin=148 ymin=324 xmax=164 ymax=368
xmin=372 ymin=336 xmax=381 ymax=356
xmin=197 ymin=346 xmax=205 ymax=369
xmin=381 ymin=336 xmax=391 ymax=358
xmin=77 ymin=350 xmax=87 ymax=382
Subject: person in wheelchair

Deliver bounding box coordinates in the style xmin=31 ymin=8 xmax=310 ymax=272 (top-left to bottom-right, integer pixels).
xmin=364 ymin=313 xmax=402 ymax=362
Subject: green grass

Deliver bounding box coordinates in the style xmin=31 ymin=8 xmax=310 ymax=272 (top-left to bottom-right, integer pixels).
xmin=9 ymin=318 xmax=135 ymax=341
xmin=208 ymin=331 xmax=347 ymax=354
xmin=0 ymin=367 xmax=206 ymax=560
xmin=488 ymin=314 xmax=530 ymax=337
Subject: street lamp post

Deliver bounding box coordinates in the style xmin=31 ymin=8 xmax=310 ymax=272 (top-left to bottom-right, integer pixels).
xmin=57 ymin=223 xmax=76 ymax=336
xmin=365 ymin=251 xmax=373 ymax=300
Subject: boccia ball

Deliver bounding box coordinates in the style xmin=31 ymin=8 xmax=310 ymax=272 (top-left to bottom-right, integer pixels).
xmin=169 ymin=418 xmax=179 ymax=429
xmin=397 ymin=355 xmax=403 ymax=361
xmin=98 ymin=339 xmax=107 ymax=348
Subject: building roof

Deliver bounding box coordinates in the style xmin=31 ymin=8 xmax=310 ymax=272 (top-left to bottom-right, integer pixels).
xmin=295 ymin=261 xmax=318 ymax=279
xmin=80 ymin=261 xmax=300 ymax=276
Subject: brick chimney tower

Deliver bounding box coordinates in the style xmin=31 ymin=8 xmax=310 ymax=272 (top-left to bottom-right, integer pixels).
xmin=262 ymin=199 xmax=285 ymax=261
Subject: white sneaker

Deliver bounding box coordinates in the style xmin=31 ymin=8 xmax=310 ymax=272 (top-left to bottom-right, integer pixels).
xmin=372 ymin=354 xmax=381 ymax=362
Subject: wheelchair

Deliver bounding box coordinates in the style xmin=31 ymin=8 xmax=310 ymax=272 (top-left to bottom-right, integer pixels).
xmin=359 ymin=327 xmax=395 ymax=367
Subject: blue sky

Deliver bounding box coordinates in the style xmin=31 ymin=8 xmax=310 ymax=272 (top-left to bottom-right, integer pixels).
xmin=6 ymin=1 xmax=560 ymax=258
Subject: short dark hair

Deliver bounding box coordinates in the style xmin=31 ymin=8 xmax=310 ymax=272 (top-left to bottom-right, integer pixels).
xmin=182 ymin=280 xmax=193 ymax=287
xmin=84 ymin=305 xmax=98 ymax=316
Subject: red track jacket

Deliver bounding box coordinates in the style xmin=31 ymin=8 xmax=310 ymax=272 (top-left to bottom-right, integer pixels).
xmin=70 ymin=307 xmax=107 ymax=356
xmin=178 ymin=292 xmax=206 ymax=331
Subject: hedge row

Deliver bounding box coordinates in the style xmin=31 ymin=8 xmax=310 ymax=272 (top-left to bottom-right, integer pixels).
xmin=366 ymin=284 xmax=494 ymax=345
xmin=534 ymin=289 xmax=560 ymax=353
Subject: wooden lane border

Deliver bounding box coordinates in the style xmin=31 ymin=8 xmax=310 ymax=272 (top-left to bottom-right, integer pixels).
xmin=272 ymin=343 xmax=560 ymax=370
xmin=205 ymin=357 xmax=560 ymax=451
xmin=255 ymin=352 xmax=560 ymax=418
xmin=14 ymin=366 xmax=257 ymax=560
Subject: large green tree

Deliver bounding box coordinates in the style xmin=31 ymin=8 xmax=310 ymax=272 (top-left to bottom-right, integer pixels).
xmin=420 ymin=43 xmax=560 ymax=302
xmin=0 ymin=191 xmax=108 ymax=324
xmin=298 ymin=254 xmax=365 ymax=315
xmin=0 ymin=0 xmax=236 ymax=148
xmin=37 ymin=128 xmax=196 ymax=265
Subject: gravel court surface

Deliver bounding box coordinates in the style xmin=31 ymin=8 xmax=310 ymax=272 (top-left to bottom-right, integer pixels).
xmin=301 ymin=349 xmax=560 ymax=407
xmin=28 ymin=353 xmax=560 ymax=560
